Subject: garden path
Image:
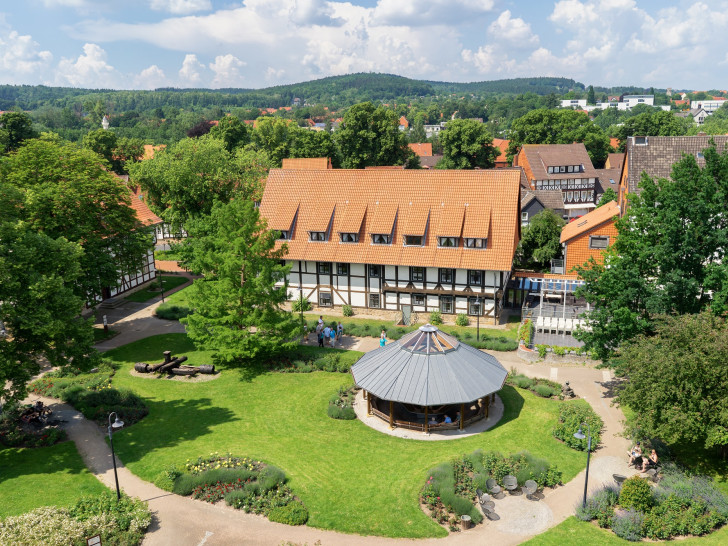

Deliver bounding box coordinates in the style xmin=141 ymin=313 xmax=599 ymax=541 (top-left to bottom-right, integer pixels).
xmin=70 ymin=309 xmax=640 ymax=544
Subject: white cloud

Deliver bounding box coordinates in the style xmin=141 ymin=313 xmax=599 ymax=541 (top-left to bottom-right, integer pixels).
xmin=549 ymin=0 xmax=599 ymax=27
xmin=178 ymin=53 xmax=205 ymax=84
xmin=209 ymin=54 xmax=245 ymax=87
xmin=488 ymin=10 xmax=538 ymax=47
xmin=55 ymin=43 xmax=117 ymax=87
xmin=373 ymin=0 xmax=494 ymax=26
xmin=150 ymin=0 xmax=212 ymax=15
xmin=133 ymin=65 xmax=167 ymax=89
xmin=0 ymin=28 xmax=53 ymax=80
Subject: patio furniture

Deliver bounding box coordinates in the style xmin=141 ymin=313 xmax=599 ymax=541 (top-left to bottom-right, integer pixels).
xmin=486 ymin=478 xmax=503 ymax=498
xmin=503 ymin=475 xmax=519 ymax=494
xmin=477 ymin=489 xmax=495 ymax=509
xmin=482 ymin=505 xmax=500 ymax=521
xmin=522 ymin=479 xmax=538 ymax=500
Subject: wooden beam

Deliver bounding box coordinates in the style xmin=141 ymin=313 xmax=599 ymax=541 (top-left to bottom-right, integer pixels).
xmin=366 ymin=393 xmax=371 ymax=417
xmin=389 ymin=400 xmax=394 ymax=429
xmin=460 ymin=403 xmax=465 ymax=430
xmin=424 ymin=406 xmax=429 ymax=434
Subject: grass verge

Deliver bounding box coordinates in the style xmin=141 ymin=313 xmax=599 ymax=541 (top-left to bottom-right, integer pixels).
xmin=124 ymin=275 xmax=190 ymax=303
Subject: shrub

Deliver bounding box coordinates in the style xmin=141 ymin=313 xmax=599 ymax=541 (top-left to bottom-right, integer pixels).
xmin=342 ymin=304 xmax=353 ymax=317
xmin=327 ymin=404 xmax=356 ymax=420
xmin=574 ymin=485 xmax=619 ymax=526
xmin=173 ymin=468 xmax=256 ymax=496
xmin=258 ymin=465 xmax=286 ymax=492
xmin=291 ymin=297 xmax=311 ymax=312
xmin=518 ymin=319 xmax=533 ymax=345
xmin=455 ymin=313 xmax=469 ymax=326
xmin=224 ymin=488 xmax=256 ymax=508
xmin=552 ymin=400 xmax=603 ymax=451
xmin=641 ymin=494 xmax=721 ymax=540
xmin=268 ymin=501 xmax=309 ymax=525
xmin=69 ymin=491 xmax=152 ymax=543
xmin=619 ymin=476 xmax=654 ymax=513
xmin=536 ymin=344 xmax=548 ymax=358
xmin=155 ymin=304 xmax=192 ymax=320
xmin=655 ymin=464 xmax=728 ymax=518
xmin=62 ymin=386 xmax=149 ymax=426
xmin=552 ymin=346 xmax=567 ymax=356
xmin=612 ymin=509 xmax=645 ymax=541
xmin=511 ymin=374 xmax=533 ymax=389
xmin=153 ymin=465 xmax=183 ymax=492
xmin=534 ymin=384 xmax=557 ymax=398
xmin=429 ymin=311 xmax=443 ymax=325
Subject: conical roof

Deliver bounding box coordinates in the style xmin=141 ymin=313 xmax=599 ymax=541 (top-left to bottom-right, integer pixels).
xmin=351 ymin=324 xmax=508 ymax=406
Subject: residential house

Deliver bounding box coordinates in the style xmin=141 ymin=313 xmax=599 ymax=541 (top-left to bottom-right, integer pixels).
xmin=595 ymin=167 xmax=621 ymax=199
xmin=513 ymin=143 xmax=601 ymax=218
xmin=520 ymin=190 xmax=565 ymax=226
xmin=618 ymin=135 xmax=728 ymax=211
xmin=693 ymin=98 xmax=725 ymax=113
xmin=398 ymin=116 xmax=409 ymax=131
xmin=258 ymin=167 xmax=525 ymax=323
xmin=408 ymin=143 xmax=432 ymax=157
xmin=560 ymin=200 xmax=620 ymax=274
xmin=424 ymin=122 xmax=447 ymax=139
xmin=492 ymin=138 xmax=510 ymax=168
xmin=675 ymin=107 xmax=708 ymax=125
xmin=281 ymin=157 xmax=332 ymax=170
xmin=604 ymin=152 xmax=624 ymax=170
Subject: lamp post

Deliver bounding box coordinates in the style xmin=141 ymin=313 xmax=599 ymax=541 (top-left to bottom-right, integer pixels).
xmin=574 ymin=422 xmax=592 ymax=509
xmin=476 ymin=296 xmax=481 ymax=342
xmin=158 ymin=274 xmax=166 ymax=303
xmin=108 ymin=412 xmax=125 ymax=500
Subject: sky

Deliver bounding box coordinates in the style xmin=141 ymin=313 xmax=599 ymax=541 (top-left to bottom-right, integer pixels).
xmin=0 ymin=0 xmax=726 ymax=91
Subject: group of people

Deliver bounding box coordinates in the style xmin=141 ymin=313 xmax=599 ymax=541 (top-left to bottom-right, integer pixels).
xmin=628 ymin=441 xmax=659 ymax=472
xmin=20 ymin=400 xmax=51 ymax=424
xmin=314 ymin=316 xmax=344 ymax=348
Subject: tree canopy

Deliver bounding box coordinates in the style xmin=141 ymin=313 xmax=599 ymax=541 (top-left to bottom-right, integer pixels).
xmin=179 ymin=199 xmax=299 ymax=366
xmin=437 ymin=119 xmax=497 ymax=169
xmin=614 ymin=110 xmax=691 ymax=150
xmin=0 ymin=112 xmax=37 ymax=154
xmin=515 ymin=209 xmax=565 ymax=271
xmin=506 ymin=108 xmax=611 ymax=167
xmin=615 ymin=312 xmax=728 ymax=454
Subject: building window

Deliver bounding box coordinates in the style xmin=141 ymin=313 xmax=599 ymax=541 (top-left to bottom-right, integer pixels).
xmin=560 ymin=166 xmax=566 ymax=173
xmin=439 ymin=268 xmax=454 ymax=284
xmin=440 ymin=295 xmax=453 ymax=314
xmin=589 ymin=236 xmax=610 ymax=249
xmin=309 ymin=231 xmax=326 ymax=241
xmin=464 ymin=238 xmax=486 ymax=249
xmin=369 ymin=294 xmax=381 ymax=308
xmin=403 ymin=235 xmax=423 ymax=246
xmin=340 ymin=232 xmax=359 ymax=243
xmin=412 ymin=294 xmax=425 ymax=306
xmin=634 ymin=136 xmax=648 ymax=145
xmin=369 ymin=265 xmax=381 ymax=278
xmin=468 ymin=297 xmax=483 ymax=315
xmin=371 ymin=234 xmax=390 ymax=245
xmin=567 ymin=165 xmax=573 ymax=173
xmin=438 ymin=236 xmax=458 ymax=248
xmin=318 ymin=262 xmax=331 ymax=275
xmin=521 ymin=212 xmax=529 ymax=223
xmin=319 ymin=291 xmax=332 ymax=307
xmin=278 ymin=231 xmax=289 ymax=240
xmin=410 ymin=267 xmax=425 ymax=282
xmin=337 ymin=263 xmax=349 ymax=276
xmin=468 ymin=270 xmax=483 ymax=286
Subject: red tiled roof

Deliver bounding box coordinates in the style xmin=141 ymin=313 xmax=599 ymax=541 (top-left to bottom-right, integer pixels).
xmin=399 ymin=116 xmax=409 ymax=128
xmin=127 ymin=185 xmax=163 ymax=227
xmin=281 ymin=157 xmax=331 ymax=169
xmin=143 ymin=144 xmax=166 ymax=160
xmin=259 ymin=168 xmax=522 ymax=271
xmin=408 ymin=143 xmax=433 ymax=157
xmin=610 ymin=138 xmax=620 ymax=149
xmin=560 ymin=200 xmax=619 ymax=243
xmin=492 ymin=138 xmax=510 ymax=165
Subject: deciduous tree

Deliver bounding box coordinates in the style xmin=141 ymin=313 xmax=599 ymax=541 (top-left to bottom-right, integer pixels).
xmin=515 ymin=210 xmax=565 ymax=271
xmin=437 ymin=119 xmax=498 ymax=169
xmin=179 ymin=199 xmax=299 ymax=366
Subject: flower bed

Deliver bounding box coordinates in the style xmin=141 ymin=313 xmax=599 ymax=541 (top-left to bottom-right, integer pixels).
xmin=575 ymin=465 xmax=728 ymax=541
xmin=0 ymin=491 xmax=151 ymax=546
xmin=28 ymin=361 xmax=148 ymax=427
xmin=0 ymin=402 xmax=67 ymax=448
xmin=327 ymin=384 xmax=357 ymax=420
xmin=421 ymin=450 xmax=562 ymax=533
xmin=507 ymin=372 xmax=562 ymax=398
xmin=158 ymin=452 xmax=308 ymax=526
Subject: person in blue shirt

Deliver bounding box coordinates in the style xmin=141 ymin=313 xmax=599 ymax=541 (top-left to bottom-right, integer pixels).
xmin=444 ymin=414 xmax=452 ymax=424
xmin=380 ymin=330 xmax=387 ymax=347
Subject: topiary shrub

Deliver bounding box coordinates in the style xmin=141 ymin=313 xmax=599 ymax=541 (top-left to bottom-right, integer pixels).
xmin=429 ymin=311 xmax=443 ymax=325
xmin=342 ymin=304 xmax=353 ymax=317
xmin=612 ymin=508 xmax=645 ymax=541
xmin=552 ymin=400 xmax=603 ymax=451
xmin=455 ymin=313 xmax=469 ymax=326
xmin=619 ymin=476 xmax=654 ymax=513
xmin=268 ymin=501 xmax=309 ymax=525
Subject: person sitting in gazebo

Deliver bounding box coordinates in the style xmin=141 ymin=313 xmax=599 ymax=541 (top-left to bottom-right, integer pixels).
xmin=443 ymin=414 xmax=452 ymax=424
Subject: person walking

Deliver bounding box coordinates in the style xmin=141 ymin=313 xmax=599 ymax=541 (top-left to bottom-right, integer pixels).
xmin=337 ymin=321 xmax=343 ymax=341
xmin=380 ymin=330 xmax=387 ymax=347
xmin=323 ymin=325 xmax=331 ymax=346
xmin=330 ymin=326 xmax=336 ymax=348
xmin=318 ymin=328 xmax=324 ymax=347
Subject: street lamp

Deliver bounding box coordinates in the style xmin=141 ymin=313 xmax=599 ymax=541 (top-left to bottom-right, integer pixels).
xmin=574 ymin=422 xmax=592 ymax=509
xmin=108 ymin=412 xmax=125 ymax=500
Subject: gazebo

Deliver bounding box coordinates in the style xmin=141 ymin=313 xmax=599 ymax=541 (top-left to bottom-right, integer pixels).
xmin=351 ymin=324 xmax=508 ymax=433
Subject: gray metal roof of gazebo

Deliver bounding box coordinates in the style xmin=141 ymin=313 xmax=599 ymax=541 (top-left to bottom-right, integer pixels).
xmin=351 ymin=324 xmax=508 ymax=406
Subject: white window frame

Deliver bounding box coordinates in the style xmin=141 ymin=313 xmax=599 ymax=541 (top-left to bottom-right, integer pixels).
xmin=588 ymin=236 xmax=610 ymax=249
xmin=440 ymin=295 xmax=454 ymax=314
xmin=438 ymin=236 xmax=458 ymax=248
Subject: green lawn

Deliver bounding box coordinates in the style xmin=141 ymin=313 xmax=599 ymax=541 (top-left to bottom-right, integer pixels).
xmin=526 ymin=516 xmax=728 ymax=545
xmin=103 ymin=333 xmax=584 ymax=538
xmin=0 ymin=442 xmax=107 ymax=517
xmin=93 ymin=327 xmax=118 ymax=342
xmin=124 ymin=276 xmax=190 ymax=303
xmin=154 ymin=249 xmax=182 ymax=261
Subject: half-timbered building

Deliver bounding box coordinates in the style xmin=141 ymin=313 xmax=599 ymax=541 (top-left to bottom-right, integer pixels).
xmin=259 ymin=166 xmax=523 ymax=323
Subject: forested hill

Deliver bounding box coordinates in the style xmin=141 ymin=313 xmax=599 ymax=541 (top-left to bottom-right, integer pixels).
xmin=0 ymin=74 xmax=588 ymax=111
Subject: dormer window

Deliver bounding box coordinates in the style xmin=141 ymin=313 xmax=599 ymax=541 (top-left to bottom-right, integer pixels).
xmin=279 ymin=231 xmax=290 ymax=240
xmin=309 ymin=231 xmax=326 ymax=242
xmin=371 ymin=234 xmax=390 ymax=245
xmin=438 ymin=236 xmax=458 ymax=248
xmin=635 ymin=136 xmax=648 ymax=145
xmin=340 ymin=233 xmax=359 ymax=243
xmin=403 ymin=235 xmax=423 ymax=246
xmin=464 ymin=238 xmax=486 ymax=249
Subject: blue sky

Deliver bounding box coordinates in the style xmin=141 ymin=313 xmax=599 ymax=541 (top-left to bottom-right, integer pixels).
xmin=0 ymin=0 xmax=725 ymax=90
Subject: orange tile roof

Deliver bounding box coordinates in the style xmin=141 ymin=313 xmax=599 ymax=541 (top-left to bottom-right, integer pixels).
xmin=408 ymin=142 xmax=433 ymax=157
xmin=399 ymin=116 xmax=409 ymax=128
xmin=267 ymin=201 xmax=299 ymax=232
xmin=281 ymin=157 xmax=331 ymax=170
xmin=610 ymin=138 xmax=620 ymax=149
xmin=143 ymin=144 xmax=166 ymax=160
xmin=492 ymin=138 xmax=510 ymax=164
xmin=400 ymin=200 xmax=430 ymax=236
xmin=560 ymin=200 xmax=619 ymax=243
xmin=127 ymin=186 xmax=163 ymax=227
xmin=259 ymin=168 xmax=521 ymax=271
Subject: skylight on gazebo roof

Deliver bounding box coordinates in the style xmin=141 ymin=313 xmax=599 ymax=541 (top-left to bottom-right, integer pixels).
xmin=399 ymin=324 xmax=459 ymax=354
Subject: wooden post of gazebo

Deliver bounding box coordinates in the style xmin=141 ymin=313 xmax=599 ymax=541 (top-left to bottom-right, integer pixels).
xmin=459 ymin=403 xmax=465 ymax=430
xmin=424 ymin=406 xmax=429 ymax=433
xmin=389 ymin=400 xmax=394 ymax=429
xmin=485 ymin=402 xmax=489 ymax=419
xmin=366 ymin=391 xmax=371 ymax=416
